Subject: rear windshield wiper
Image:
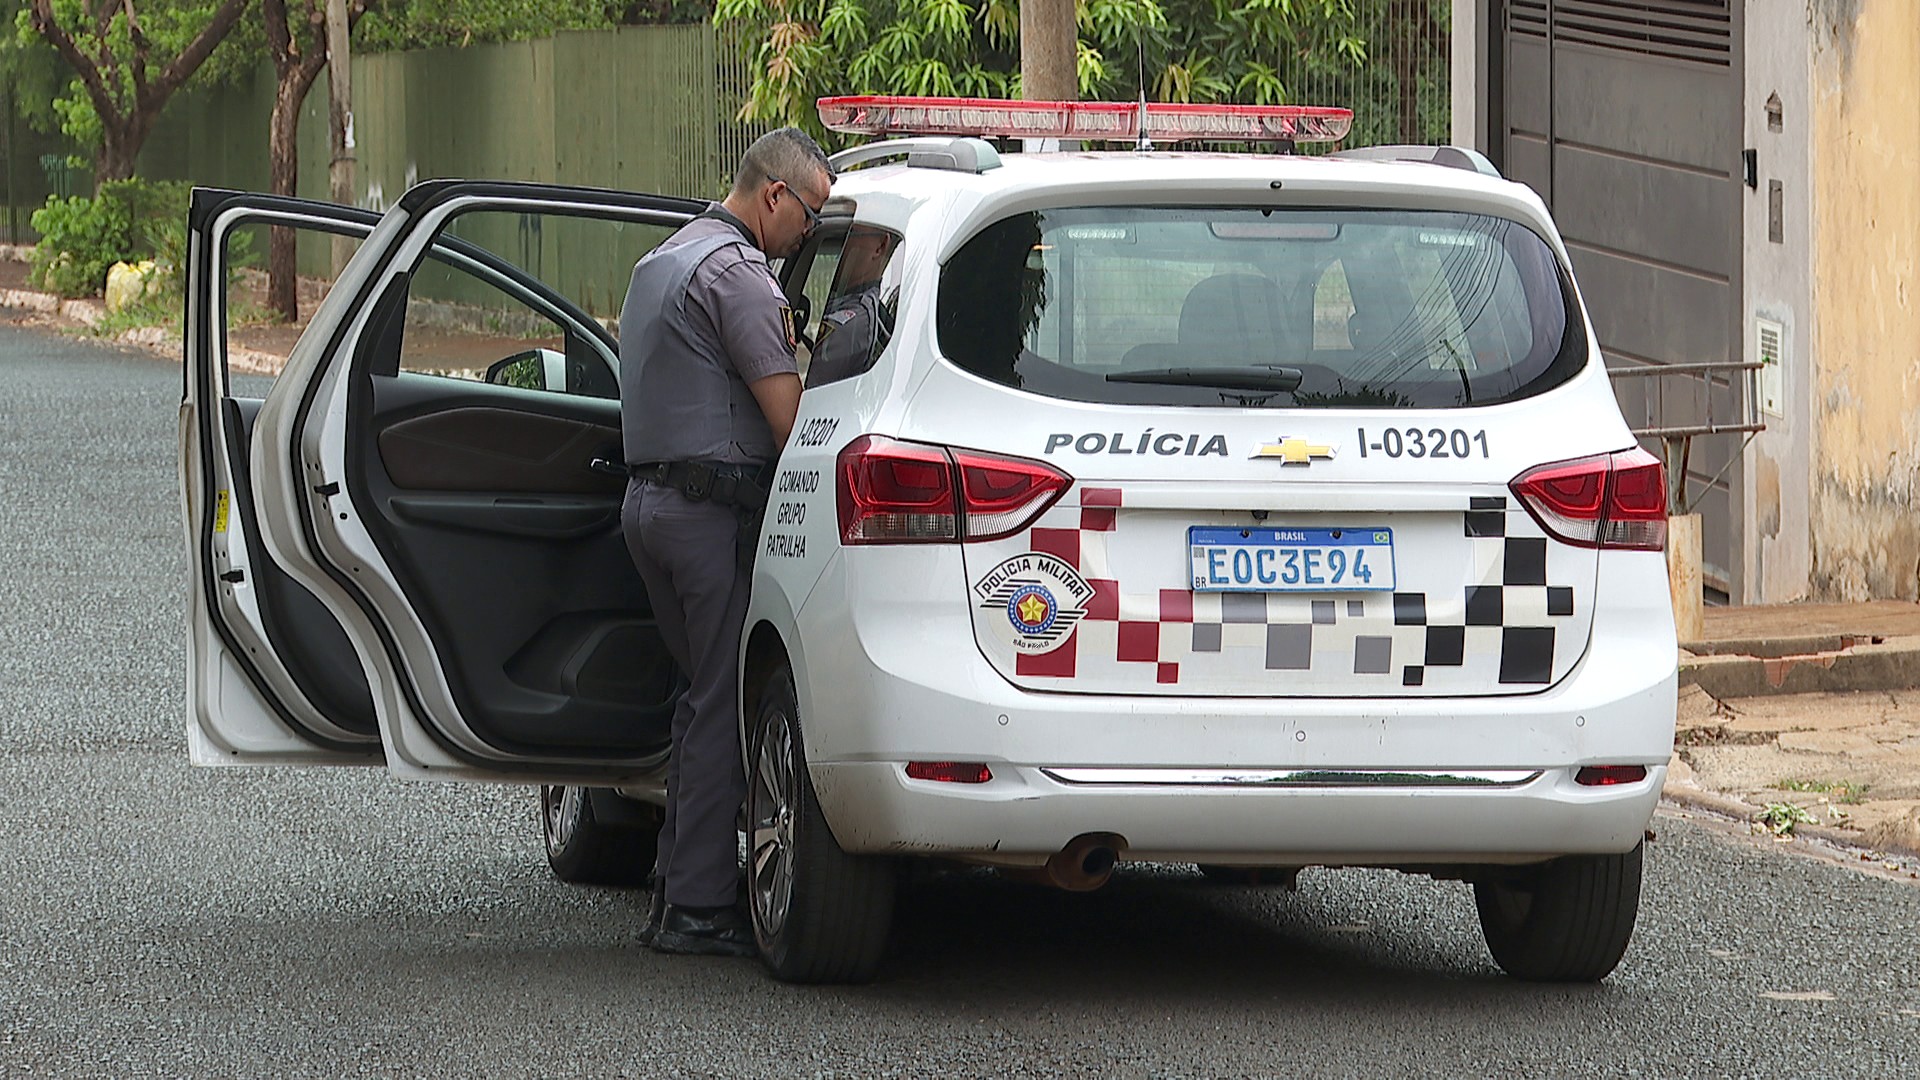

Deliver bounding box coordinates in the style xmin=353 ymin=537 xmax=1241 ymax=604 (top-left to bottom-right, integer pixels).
xmin=1106 ymin=365 xmax=1303 ymax=392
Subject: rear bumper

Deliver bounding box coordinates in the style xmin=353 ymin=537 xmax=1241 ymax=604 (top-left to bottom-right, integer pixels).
xmin=784 ymin=544 xmax=1675 ymax=866
xmin=813 ymin=761 xmax=1664 ymax=865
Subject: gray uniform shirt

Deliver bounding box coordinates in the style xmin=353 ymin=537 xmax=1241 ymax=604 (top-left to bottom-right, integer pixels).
xmin=619 ymin=208 xmax=799 ymax=466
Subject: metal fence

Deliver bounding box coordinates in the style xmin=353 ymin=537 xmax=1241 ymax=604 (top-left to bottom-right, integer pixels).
xmin=1289 ymin=0 xmax=1453 ymax=149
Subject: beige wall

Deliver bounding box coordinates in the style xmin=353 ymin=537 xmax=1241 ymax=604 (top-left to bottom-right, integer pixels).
xmin=1809 ymin=0 xmax=1920 ymax=600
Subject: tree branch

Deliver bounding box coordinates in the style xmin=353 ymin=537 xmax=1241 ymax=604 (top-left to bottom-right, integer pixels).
xmin=153 ymin=0 xmax=253 ymax=97
xmin=27 ymin=0 xmax=124 ymax=130
xmin=265 ymin=0 xmax=295 ymax=67
xmin=122 ymin=0 xmax=151 ymax=106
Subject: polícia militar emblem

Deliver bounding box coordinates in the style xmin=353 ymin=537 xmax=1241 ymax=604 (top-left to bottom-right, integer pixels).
xmin=972 ymin=552 xmax=1090 ymax=655
xmin=1007 ymin=584 xmax=1058 ymax=635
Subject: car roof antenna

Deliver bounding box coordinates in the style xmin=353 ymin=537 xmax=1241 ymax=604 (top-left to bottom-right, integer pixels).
xmin=1134 ymin=36 xmax=1153 ymax=154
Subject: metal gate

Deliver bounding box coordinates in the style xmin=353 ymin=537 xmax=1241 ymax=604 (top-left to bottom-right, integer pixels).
xmin=1497 ymin=0 xmax=1745 ymax=595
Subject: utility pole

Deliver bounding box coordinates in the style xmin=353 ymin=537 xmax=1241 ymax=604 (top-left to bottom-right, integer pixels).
xmin=1020 ymin=0 xmax=1077 ymax=102
xmin=326 ymin=0 xmax=355 ymax=275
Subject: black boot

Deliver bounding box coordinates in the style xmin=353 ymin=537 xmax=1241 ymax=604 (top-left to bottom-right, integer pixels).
xmin=652 ymin=904 xmax=756 ymax=958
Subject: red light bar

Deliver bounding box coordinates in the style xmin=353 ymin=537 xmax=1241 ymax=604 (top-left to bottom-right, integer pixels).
xmin=818 ymin=95 xmax=1353 ymax=145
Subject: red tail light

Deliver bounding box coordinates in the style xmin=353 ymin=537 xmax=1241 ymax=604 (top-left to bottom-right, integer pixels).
xmin=905 ymin=761 xmax=993 ymax=784
xmin=838 ymin=436 xmax=1069 ymax=545
xmin=1510 ymin=448 xmax=1667 ymax=551
xmin=1575 ymin=765 xmax=1648 ymax=786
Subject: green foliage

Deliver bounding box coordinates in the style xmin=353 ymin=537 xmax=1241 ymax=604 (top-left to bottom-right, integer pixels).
xmin=28 ymin=178 xmax=191 ymax=298
xmin=716 ymin=0 xmax=1368 ymax=145
xmin=717 ymin=0 xmax=1449 ymax=148
xmin=0 ymin=0 xmax=68 ymax=134
xmin=1757 ymin=802 xmax=1817 ymax=838
xmin=86 ymin=289 xmax=182 ymax=338
xmin=356 ymin=0 xmax=710 ymax=51
xmin=14 ymin=0 xmax=250 ymax=144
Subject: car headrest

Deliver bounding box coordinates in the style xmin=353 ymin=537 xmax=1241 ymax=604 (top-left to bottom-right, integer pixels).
xmin=1177 ymin=273 xmax=1284 ymax=353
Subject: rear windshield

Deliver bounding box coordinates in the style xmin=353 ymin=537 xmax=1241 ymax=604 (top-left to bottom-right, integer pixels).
xmin=935 ymin=206 xmax=1584 ymax=408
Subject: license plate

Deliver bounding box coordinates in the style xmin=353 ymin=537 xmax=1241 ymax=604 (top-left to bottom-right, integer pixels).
xmin=1187 ymin=526 xmax=1395 ymax=593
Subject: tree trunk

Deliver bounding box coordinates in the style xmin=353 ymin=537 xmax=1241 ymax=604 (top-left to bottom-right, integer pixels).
xmin=267 ymin=77 xmax=303 ymax=322
xmin=1020 ymin=0 xmax=1077 ymax=102
xmin=95 ymin=133 xmax=137 ymax=183
xmin=267 ymin=62 xmax=325 ymax=323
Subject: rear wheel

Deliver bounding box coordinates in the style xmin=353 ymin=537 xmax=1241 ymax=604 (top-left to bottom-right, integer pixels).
xmin=540 ymin=785 xmax=660 ymax=886
xmin=748 ymin=662 xmax=895 ymax=983
xmin=1473 ymin=842 xmax=1643 ymax=982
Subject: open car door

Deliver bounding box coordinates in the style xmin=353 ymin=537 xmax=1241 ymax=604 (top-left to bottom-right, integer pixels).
xmin=181 ymin=190 xmax=388 ymax=764
xmin=244 ymin=181 xmax=705 ymax=783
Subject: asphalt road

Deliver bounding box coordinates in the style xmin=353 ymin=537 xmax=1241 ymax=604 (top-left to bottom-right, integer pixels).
xmin=2 ymin=323 xmax=1918 ymax=1078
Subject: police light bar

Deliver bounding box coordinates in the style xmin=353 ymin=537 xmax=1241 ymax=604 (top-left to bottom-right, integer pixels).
xmin=817 ymin=95 xmax=1353 ymax=145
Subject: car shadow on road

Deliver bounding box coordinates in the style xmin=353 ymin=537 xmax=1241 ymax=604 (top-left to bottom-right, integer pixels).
xmin=867 ymin=865 xmax=1603 ymax=1005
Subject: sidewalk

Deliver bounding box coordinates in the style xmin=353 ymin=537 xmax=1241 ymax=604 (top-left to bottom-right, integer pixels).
xmin=1669 ymin=600 xmax=1920 ymax=865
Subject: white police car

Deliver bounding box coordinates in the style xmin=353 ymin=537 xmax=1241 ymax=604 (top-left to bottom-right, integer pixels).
xmin=181 ymin=96 xmax=1675 ymax=986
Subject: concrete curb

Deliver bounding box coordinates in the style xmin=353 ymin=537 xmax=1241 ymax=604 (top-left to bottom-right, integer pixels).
xmin=0 ymin=263 xmax=287 ymax=372
xmin=1679 ymin=635 xmax=1920 ymax=698
xmin=1662 ymin=774 xmax=1920 ymax=863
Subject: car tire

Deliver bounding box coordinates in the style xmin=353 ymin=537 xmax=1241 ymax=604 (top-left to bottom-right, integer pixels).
xmin=540 ymin=785 xmax=659 ymax=887
xmin=747 ymin=662 xmax=895 ymax=983
xmin=1473 ymin=841 xmax=1643 ymax=982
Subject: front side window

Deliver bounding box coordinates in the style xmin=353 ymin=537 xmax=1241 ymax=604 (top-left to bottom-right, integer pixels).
xmin=807 ymin=225 xmax=902 ymax=388
xmin=361 ymin=210 xmax=678 ymax=399
xmin=936 ymin=206 xmax=1582 ymax=408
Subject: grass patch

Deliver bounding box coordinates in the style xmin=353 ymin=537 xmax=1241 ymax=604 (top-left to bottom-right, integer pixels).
xmin=1772 ymin=778 xmax=1869 ymax=804
xmin=87 ymin=295 xmax=181 ymax=340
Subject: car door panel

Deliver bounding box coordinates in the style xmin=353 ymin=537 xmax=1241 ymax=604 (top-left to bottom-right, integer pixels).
xmin=183 ymin=191 xmax=388 ymax=763
xmin=249 ymin=183 xmax=706 ymax=781
xmin=377 ymin=405 xmax=625 ymax=496
xmin=222 ymin=397 xmax=380 ymax=734
xmin=357 ymin=372 xmax=676 ymax=755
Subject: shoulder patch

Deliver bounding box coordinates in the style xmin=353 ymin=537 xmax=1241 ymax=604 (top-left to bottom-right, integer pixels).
xmin=780 ymin=304 xmax=796 ymax=347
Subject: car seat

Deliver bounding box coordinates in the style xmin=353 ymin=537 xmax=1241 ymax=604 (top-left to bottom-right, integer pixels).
xmin=1120 ymin=272 xmax=1293 ymax=368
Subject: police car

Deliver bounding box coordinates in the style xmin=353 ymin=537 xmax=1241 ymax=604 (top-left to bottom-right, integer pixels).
xmin=181 ymin=96 xmax=1675 ymax=986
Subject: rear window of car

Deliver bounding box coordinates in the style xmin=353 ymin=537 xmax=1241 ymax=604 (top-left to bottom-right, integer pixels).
xmin=935 ymin=206 xmax=1584 ymax=408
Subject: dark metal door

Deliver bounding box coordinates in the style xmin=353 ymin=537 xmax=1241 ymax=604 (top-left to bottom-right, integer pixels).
xmin=1499 ymin=0 xmax=1744 ymax=596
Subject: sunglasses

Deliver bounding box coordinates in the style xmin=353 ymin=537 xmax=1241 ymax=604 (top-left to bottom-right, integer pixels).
xmin=768 ymin=174 xmax=823 ymax=233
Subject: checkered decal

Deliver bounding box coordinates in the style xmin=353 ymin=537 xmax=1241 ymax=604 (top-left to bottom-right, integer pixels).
xmin=966 ymin=487 xmax=1595 ymax=695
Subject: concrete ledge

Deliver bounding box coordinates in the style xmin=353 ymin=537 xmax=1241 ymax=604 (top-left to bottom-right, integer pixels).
xmin=0 ymin=289 xmax=57 ymax=313
xmin=1661 ymin=773 xmax=1920 ymax=863
xmin=1679 ymin=635 xmax=1920 ymax=698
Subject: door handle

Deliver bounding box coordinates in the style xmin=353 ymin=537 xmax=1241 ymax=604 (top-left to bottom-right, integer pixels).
xmin=588 ymin=457 xmax=627 ymax=478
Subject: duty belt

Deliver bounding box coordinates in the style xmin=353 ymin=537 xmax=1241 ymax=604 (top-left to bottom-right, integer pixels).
xmin=630 ymin=460 xmax=770 ymax=512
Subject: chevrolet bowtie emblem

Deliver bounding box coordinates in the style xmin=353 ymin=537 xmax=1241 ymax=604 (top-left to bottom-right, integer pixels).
xmin=1251 ymin=436 xmax=1337 ymax=464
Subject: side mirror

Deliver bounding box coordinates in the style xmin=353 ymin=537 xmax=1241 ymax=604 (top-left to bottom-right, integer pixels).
xmin=485 ymin=347 xmax=568 ymax=392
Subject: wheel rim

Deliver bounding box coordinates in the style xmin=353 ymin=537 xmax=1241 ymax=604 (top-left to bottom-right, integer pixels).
xmin=749 ymin=707 xmax=797 ymax=940
xmin=545 ymin=785 xmax=585 ymax=855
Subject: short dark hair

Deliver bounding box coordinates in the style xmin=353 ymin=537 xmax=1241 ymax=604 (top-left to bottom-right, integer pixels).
xmin=732 ymin=127 xmax=835 ymax=198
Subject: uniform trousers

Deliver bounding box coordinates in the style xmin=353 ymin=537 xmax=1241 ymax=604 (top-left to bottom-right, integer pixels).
xmin=621 ymin=478 xmax=750 ymax=909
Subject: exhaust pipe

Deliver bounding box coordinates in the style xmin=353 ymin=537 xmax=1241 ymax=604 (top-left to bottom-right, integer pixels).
xmin=1044 ymin=832 xmax=1126 ymax=892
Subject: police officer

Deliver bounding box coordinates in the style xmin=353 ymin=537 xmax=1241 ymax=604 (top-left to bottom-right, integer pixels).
xmin=806 ymin=226 xmax=897 ymax=389
xmin=618 ymin=127 xmax=832 ymax=957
